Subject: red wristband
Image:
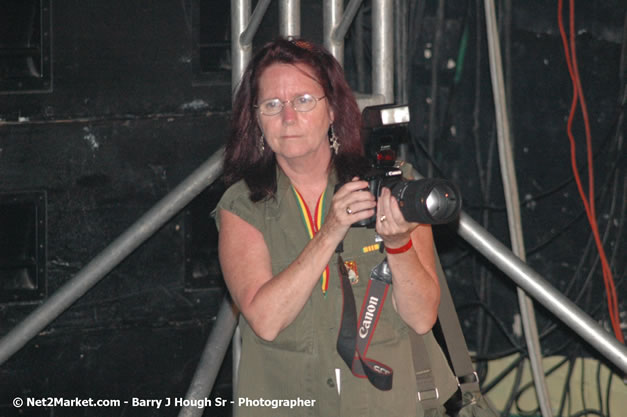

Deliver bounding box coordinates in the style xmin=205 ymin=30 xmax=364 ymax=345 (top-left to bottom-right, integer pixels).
xmin=385 ymin=239 xmax=413 ymax=254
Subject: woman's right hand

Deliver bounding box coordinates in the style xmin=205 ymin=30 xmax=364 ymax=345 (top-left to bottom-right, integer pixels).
xmin=321 ymin=177 xmax=377 ymax=242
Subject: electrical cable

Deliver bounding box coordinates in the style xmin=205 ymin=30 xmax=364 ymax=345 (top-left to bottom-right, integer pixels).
xmin=482 ymin=353 xmax=526 ymax=394
xmin=525 ymin=105 xmax=624 ymax=260
xmin=537 ymin=166 xmax=621 ymax=343
xmin=472 ymin=0 xmax=485 ymax=196
xmin=462 ymin=111 xmax=622 ymax=213
xmin=464 ymin=164 xmax=622 ymax=409
xmin=409 ymin=0 xmax=624 ymax=411
xmin=471 ymin=1 xmax=499 ymax=372
xmin=596 ymin=362 xmax=604 ymax=417
xmin=569 ymin=410 xmax=605 ymax=417
xmin=556 ymin=355 xmax=576 ymax=417
xmin=558 ymin=0 xmax=623 ymax=343
xmin=463 ymin=127 xmax=623 ymax=355
xmin=580 ymin=355 xmax=587 ymax=414
xmin=463 ymin=159 xmax=622 ymax=361
xmin=607 ymin=158 xmax=624 ymax=273
xmin=461 ymin=76 xmax=623 ymax=215
xmin=512 ymin=356 xmax=570 ymax=416
xmin=605 ymin=370 xmax=613 ymax=417
xmin=500 ymin=358 xmax=525 ymax=417
xmin=457 ymin=301 xmax=526 ymax=354
xmin=502 ymin=0 xmax=513 ymax=147
xmin=435 ymin=0 xmax=472 ymax=143
xmin=468 ymin=2 xmax=625 ymax=409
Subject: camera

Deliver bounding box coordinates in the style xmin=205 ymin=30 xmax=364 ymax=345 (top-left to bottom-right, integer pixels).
xmin=345 ymin=104 xmax=462 ymax=227
xmin=350 ymin=162 xmax=461 ymax=227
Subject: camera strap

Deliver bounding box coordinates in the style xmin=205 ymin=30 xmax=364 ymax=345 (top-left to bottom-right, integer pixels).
xmin=410 ymin=249 xmax=481 ymax=413
xmin=336 ymin=254 xmax=394 ymax=391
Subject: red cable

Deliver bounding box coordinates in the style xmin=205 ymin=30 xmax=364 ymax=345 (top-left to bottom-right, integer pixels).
xmin=557 ymin=0 xmax=623 ymax=343
xmin=567 ymin=2 xmax=621 ymax=341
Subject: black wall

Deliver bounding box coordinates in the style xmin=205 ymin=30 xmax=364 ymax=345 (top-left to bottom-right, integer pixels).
xmin=0 ymin=1 xmax=625 ymax=416
xmin=1 ymin=1 xmax=233 ymax=416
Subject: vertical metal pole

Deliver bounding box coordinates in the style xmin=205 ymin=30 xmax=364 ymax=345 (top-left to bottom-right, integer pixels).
xmin=483 ymin=1 xmax=553 ymax=416
xmin=372 ymin=0 xmax=394 ymax=103
xmin=323 ymin=0 xmax=344 ymax=65
xmin=354 ymin=6 xmax=366 ymax=91
xmin=279 ymin=0 xmax=300 ymax=39
xmin=394 ymin=0 xmax=408 ymax=104
xmin=231 ymin=0 xmax=251 ymax=94
xmin=230 ymin=0 xmax=251 ymax=402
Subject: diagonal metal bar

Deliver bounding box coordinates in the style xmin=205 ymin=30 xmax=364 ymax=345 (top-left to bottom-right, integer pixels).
xmin=0 ymin=147 xmax=225 ymax=366
xmin=456 ymin=212 xmax=627 ymax=374
xmin=178 ymin=297 xmax=238 ymax=417
xmin=331 ymin=0 xmax=364 ymax=42
xmin=239 ymin=0 xmax=272 ymax=46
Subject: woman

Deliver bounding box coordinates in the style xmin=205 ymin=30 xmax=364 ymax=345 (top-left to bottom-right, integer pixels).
xmin=216 ymin=38 xmax=443 ymax=417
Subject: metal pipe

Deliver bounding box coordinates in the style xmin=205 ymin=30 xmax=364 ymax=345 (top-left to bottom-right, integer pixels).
xmin=0 ymin=148 xmax=226 ymax=366
xmin=331 ymin=0 xmax=363 ymax=43
xmin=427 ymin=0 xmax=445 ymax=178
xmin=323 ymin=0 xmax=344 ymax=65
xmin=239 ymin=0 xmax=272 ymax=46
xmin=394 ymin=0 xmax=408 ymax=104
xmin=178 ymin=297 xmax=238 ymax=417
xmin=456 ymin=212 xmax=627 ymax=374
xmin=279 ymin=0 xmax=300 ymax=39
xmin=483 ymin=0 xmax=553 ymax=415
xmin=231 ymin=0 xmax=251 ymax=94
xmin=372 ymin=0 xmax=394 ymax=103
xmin=354 ymin=6 xmax=366 ymax=92
xmin=231 ymin=322 xmax=242 ymax=399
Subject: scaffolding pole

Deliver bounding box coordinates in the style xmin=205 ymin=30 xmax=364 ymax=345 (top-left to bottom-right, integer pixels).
xmin=456 ymin=212 xmax=627 ymax=374
xmin=483 ymin=0 xmax=553 ymax=415
xmin=177 ymin=297 xmax=237 ymax=417
xmin=0 ymin=149 xmax=225 ymax=366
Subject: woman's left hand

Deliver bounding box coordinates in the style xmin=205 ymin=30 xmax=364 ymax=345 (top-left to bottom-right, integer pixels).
xmin=375 ymin=187 xmax=420 ymax=248
xmin=374 ymin=187 xmax=440 ymax=334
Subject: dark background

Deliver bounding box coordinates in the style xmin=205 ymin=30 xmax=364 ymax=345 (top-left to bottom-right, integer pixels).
xmin=0 ymin=1 xmax=624 ymax=417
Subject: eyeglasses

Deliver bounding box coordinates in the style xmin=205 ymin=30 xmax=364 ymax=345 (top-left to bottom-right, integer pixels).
xmin=255 ymin=94 xmax=326 ymax=116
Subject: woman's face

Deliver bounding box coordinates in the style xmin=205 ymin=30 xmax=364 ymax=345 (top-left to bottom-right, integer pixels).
xmin=256 ymin=63 xmax=334 ymax=165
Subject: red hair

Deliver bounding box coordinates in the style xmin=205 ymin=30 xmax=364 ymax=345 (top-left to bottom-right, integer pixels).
xmin=223 ymin=38 xmax=367 ymax=201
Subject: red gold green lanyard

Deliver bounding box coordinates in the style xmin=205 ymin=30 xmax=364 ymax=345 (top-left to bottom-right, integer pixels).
xmin=291 ymin=186 xmax=330 ymax=296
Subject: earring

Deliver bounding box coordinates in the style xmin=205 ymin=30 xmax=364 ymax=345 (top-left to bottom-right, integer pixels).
xmin=329 ymin=124 xmax=340 ymax=154
xmin=258 ymin=133 xmax=265 ymax=153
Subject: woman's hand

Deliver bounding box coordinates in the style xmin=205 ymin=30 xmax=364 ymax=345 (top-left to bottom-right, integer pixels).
xmin=372 ymin=186 xmax=440 ymax=334
xmin=375 ymin=187 xmax=420 ymax=249
xmin=320 ymin=177 xmax=376 ymax=242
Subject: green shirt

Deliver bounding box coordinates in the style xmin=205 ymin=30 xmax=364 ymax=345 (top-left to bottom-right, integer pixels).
xmin=216 ymin=166 xmax=452 ymax=417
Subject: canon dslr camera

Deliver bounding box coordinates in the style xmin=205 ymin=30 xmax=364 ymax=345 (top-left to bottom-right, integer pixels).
xmin=348 ymin=104 xmax=462 ymax=227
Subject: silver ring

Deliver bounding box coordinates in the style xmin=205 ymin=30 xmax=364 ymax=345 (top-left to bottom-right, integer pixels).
xmin=380 ymin=215 xmax=387 ymax=222
xmin=346 ymin=207 xmax=353 ymax=215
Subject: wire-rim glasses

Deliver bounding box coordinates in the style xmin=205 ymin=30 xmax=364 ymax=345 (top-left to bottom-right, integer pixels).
xmin=255 ymin=94 xmax=326 ymax=116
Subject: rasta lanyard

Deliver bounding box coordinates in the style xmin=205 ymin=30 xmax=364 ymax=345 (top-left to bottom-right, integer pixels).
xmin=336 ymin=251 xmax=394 ymax=391
xmin=291 ymin=186 xmax=330 ymax=295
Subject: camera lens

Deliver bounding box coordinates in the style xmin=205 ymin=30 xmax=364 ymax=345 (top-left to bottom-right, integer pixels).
xmin=392 ymin=179 xmax=461 ymax=224
xmin=425 ymin=183 xmax=461 ymax=222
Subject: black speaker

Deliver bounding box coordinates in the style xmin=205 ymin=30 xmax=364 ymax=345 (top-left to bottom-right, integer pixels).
xmin=0 ymin=191 xmax=47 ymax=303
xmin=0 ymin=0 xmax=52 ymax=93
